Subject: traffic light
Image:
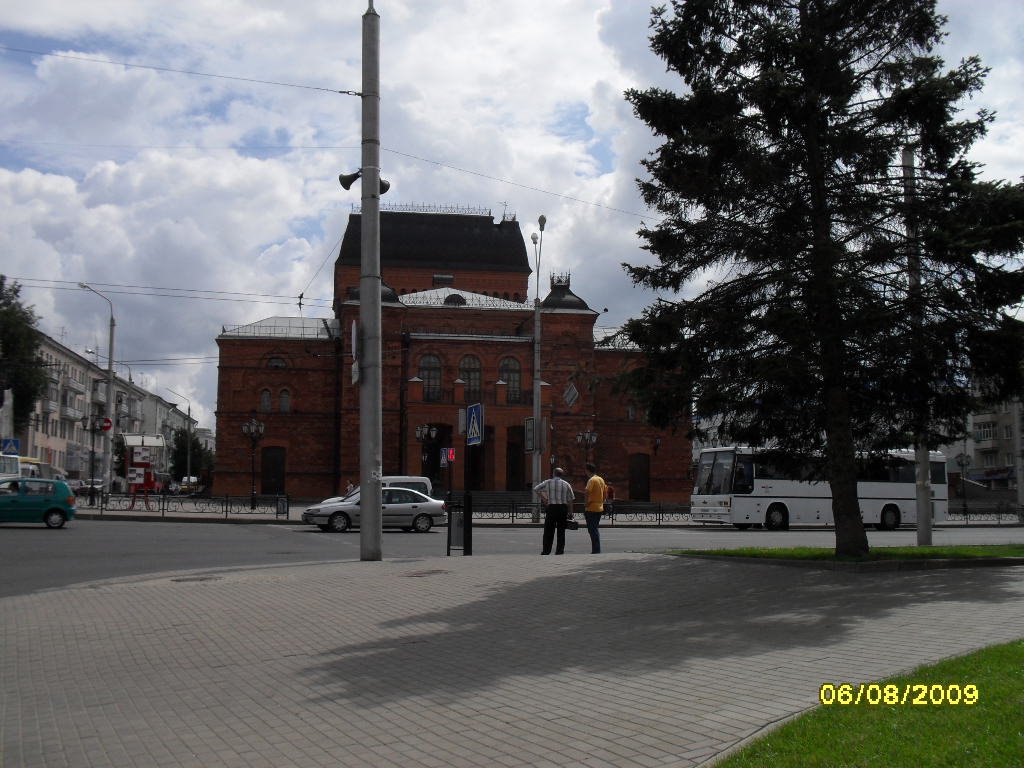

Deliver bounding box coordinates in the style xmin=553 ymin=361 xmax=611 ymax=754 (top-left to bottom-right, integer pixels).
xmin=447 ymin=448 xmax=455 ymax=462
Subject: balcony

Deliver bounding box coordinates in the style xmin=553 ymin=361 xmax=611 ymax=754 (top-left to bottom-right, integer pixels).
xmin=92 ymin=386 xmax=107 ymax=405
xmin=61 ymin=404 xmax=84 ymax=421
xmin=40 ymin=398 xmax=58 ymax=413
xmin=63 ymin=376 xmax=86 ymax=394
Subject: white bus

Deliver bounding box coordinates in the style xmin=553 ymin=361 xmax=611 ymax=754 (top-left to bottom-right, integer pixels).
xmin=691 ymin=446 xmax=948 ymax=531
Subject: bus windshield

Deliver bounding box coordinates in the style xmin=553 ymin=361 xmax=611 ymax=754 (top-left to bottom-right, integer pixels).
xmin=695 ymin=450 xmax=738 ymax=495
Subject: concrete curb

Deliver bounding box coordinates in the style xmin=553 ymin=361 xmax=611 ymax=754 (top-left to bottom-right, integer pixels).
xmin=675 ymin=552 xmax=1024 ymax=571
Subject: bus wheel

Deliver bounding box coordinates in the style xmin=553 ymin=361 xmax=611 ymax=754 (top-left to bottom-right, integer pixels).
xmin=764 ymin=504 xmax=789 ymax=531
xmin=876 ymin=506 xmax=900 ymax=531
xmin=733 ymin=523 xmax=752 ymax=530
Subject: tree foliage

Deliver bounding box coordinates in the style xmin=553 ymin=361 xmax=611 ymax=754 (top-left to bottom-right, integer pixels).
xmin=170 ymin=427 xmax=211 ymax=483
xmin=0 ymin=276 xmax=49 ymax=434
xmin=622 ymin=0 xmax=1024 ymax=555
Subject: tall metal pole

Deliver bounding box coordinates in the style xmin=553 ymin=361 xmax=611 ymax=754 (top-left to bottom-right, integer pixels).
xmin=105 ymin=311 xmax=115 ymax=493
xmin=359 ymin=1 xmax=383 ymax=560
xmin=903 ymin=147 xmax=932 ymax=546
xmin=531 ymin=216 xmax=546 ymax=507
xmin=166 ymin=388 xmax=192 ymax=487
xmin=79 ymin=283 xmax=116 ymax=496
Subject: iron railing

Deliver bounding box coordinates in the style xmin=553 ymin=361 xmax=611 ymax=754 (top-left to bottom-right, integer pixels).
xmin=90 ymin=493 xmax=290 ymax=518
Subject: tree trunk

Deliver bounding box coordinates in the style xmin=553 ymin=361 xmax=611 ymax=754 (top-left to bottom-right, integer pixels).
xmin=824 ymin=385 xmax=870 ymax=557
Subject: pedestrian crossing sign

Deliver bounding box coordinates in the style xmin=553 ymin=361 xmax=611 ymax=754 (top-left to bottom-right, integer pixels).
xmin=466 ymin=403 xmax=483 ymax=446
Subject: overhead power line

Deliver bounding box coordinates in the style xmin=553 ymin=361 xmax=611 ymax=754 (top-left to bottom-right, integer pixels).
xmin=13 ymin=278 xmax=332 ymax=307
xmin=0 ymin=44 xmax=657 ymax=223
xmin=0 ymin=44 xmax=359 ymax=95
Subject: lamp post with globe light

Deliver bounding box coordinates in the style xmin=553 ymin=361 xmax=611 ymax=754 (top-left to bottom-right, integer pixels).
xmin=530 ymin=215 xmax=546 ymax=512
xmin=241 ymin=416 xmax=265 ymax=510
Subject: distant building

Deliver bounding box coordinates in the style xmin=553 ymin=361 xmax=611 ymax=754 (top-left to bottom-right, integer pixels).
xmin=214 ymin=208 xmax=693 ymax=501
xmin=962 ymin=401 xmax=1023 ymax=490
xmin=13 ymin=334 xmax=198 ymax=484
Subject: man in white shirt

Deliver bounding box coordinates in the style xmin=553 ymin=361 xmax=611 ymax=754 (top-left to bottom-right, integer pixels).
xmin=534 ymin=467 xmax=575 ymax=555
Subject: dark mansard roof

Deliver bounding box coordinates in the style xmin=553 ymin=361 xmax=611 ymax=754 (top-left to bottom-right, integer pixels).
xmin=338 ymin=211 xmax=531 ymax=273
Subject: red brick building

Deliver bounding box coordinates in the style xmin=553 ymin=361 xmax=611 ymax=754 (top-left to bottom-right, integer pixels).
xmin=214 ymin=209 xmax=692 ymax=501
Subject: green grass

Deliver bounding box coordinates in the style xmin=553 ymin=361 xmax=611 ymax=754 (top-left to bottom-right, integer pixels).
xmin=713 ymin=640 xmax=1024 ymax=767
xmin=672 ymin=544 xmax=1024 ymax=561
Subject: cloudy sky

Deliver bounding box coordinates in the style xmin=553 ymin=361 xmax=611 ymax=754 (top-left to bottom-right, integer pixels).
xmin=2 ymin=0 xmax=1022 ymax=431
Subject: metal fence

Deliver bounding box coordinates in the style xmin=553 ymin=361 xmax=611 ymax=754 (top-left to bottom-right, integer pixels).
xmin=449 ymin=492 xmax=693 ymax=526
xmin=946 ymin=502 xmax=1024 ymax=526
xmin=88 ymin=493 xmax=290 ymax=518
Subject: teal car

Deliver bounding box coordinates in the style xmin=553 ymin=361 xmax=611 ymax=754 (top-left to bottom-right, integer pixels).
xmin=0 ymin=478 xmax=76 ymax=528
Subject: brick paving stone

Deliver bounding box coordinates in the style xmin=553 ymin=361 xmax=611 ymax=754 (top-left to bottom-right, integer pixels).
xmin=2 ymin=553 xmax=1023 ymax=767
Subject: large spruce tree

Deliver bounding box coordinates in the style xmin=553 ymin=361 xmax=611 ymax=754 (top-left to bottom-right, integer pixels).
xmin=623 ymin=0 xmax=1024 ymax=556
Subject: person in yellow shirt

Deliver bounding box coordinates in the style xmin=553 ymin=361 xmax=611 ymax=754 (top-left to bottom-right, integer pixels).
xmin=583 ymin=462 xmax=607 ymax=554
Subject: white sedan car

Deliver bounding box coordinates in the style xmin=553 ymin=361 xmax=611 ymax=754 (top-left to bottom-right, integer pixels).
xmin=302 ymin=487 xmax=446 ymax=533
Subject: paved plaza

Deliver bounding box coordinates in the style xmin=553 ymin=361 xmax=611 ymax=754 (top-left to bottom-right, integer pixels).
xmin=3 ymin=552 xmax=1024 ymax=767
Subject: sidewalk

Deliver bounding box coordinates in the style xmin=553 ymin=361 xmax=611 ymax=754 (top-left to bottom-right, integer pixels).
xmin=3 ymin=552 xmax=1023 ymax=767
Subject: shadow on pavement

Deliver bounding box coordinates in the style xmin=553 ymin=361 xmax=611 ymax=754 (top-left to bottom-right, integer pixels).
xmin=302 ymin=556 xmax=1022 ymax=705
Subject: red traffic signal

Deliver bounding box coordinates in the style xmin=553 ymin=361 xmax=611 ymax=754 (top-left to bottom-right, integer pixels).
xmin=447 ymin=448 xmax=455 ymax=462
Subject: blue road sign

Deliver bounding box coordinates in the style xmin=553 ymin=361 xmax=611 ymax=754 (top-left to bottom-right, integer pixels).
xmin=1 ymin=438 xmax=19 ymax=455
xmin=466 ymin=403 xmax=483 ymax=446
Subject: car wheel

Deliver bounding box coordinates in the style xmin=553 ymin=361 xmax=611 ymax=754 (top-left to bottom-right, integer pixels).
xmin=411 ymin=514 xmax=433 ymax=533
xmin=733 ymin=523 xmax=751 ymax=530
xmin=328 ymin=512 xmax=351 ymax=532
xmin=764 ymin=504 xmax=788 ymax=531
xmin=876 ymin=505 xmax=900 ymax=531
xmin=44 ymin=510 xmax=67 ymax=529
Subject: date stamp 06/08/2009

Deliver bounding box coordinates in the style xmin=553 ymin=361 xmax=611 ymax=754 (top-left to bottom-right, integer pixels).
xmin=818 ymin=683 xmax=979 ymax=706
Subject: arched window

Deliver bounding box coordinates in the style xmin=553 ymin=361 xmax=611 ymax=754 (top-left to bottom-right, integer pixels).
xmin=419 ymin=355 xmax=442 ymax=402
xmin=259 ymin=389 xmax=272 ymax=413
xmin=279 ymin=389 xmax=291 ymax=413
xmin=267 ymin=356 xmax=287 ymax=369
xmin=499 ymin=357 xmax=522 ymax=404
xmin=459 ymin=355 xmax=482 ymax=402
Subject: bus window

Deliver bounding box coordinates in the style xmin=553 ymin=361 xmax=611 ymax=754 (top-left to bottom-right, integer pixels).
xmin=889 ymin=458 xmax=915 ymax=484
xmin=695 ymin=452 xmax=716 ymax=495
xmin=754 ymin=459 xmax=786 ymax=480
xmin=733 ymin=455 xmax=754 ymax=494
xmin=0 ymin=454 xmax=19 ymax=479
xmin=709 ymin=453 xmax=735 ymax=494
xmin=930 ymin=461 xmax=947 ymax=485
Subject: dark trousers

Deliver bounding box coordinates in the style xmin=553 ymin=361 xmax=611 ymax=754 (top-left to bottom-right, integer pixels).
xmin=541 ymin=504 xmax=568 ymax=554
xmin=584 ymin=511 xmax=602 ymax=553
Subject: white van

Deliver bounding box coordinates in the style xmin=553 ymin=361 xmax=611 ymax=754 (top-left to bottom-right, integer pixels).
xmin=382 ymin=475 xmax=433 ymax=497
xmin=325 ymin=476 xmax=434 ymax=505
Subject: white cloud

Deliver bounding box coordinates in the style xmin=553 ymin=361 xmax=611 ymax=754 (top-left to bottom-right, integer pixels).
xmin=1 ymin=0 xmax=1021 ymax=429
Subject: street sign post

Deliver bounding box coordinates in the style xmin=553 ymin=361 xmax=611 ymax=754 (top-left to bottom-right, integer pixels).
xmin=466 ymin=403 xmax=483 ymax=446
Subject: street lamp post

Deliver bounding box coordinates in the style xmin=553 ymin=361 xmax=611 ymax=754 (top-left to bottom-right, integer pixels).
xmin=531 ymin=215 xmax=546 ymax=507
xmin=241 ymin=416 xmax=265 ymax=510
xmin=79 ymin=415 xmax=100 ymax=506
xmin=78 ymin=283 xmax=115 ymax=495
xmin=166 ymin=388 xmax=192 ymax=490
xmin=415 ymin=423 xmax=438 ymax=476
